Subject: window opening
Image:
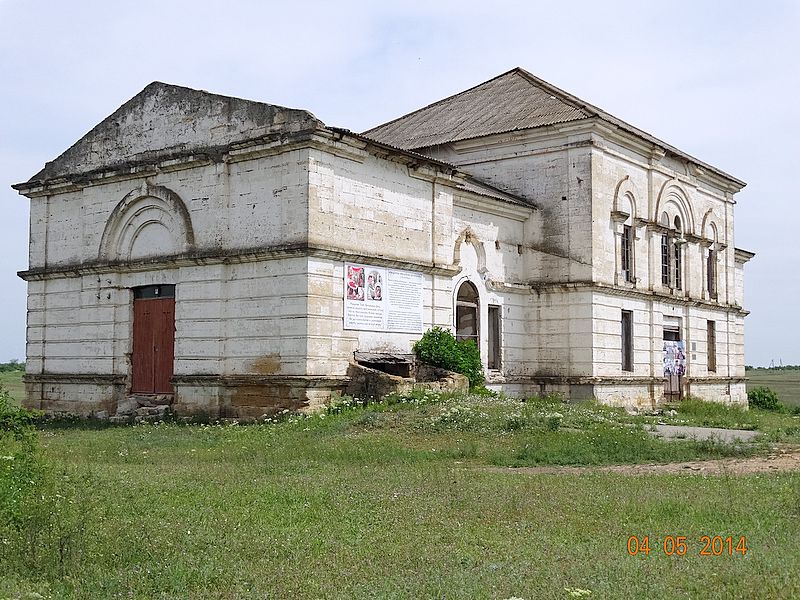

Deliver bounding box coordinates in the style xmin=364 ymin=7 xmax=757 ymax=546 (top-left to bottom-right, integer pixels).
xmin=487 ymin=305 xmax=501 ymax=370
xmin=707 ymin=321 xmax=717 ymax=373
xmin=621 ymin=310 xmax=633 ymax=372
xmin=621 ymin=225 xmax=634 ymax=283
xmin=674 ymin=243 xmax=682 ymax=290
xmin=661 ymin=234 xmax=670 ymax=286
xmin=707 ymin=249 xmax=717 ymax=299
xmin=455 ymin=281 xmax=479 ymax=349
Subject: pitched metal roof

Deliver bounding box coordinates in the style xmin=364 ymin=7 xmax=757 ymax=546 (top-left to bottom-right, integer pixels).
xmin=363 ymin=67 xmax=744 ymax=187
xmin=363 ymin=68 xmax=591 ymax=149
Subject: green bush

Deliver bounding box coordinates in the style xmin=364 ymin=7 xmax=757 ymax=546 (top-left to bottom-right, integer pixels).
xmin=747 ymin=386 xmax=782 ymax=411
xmin=412 ymin=327 xmax=484 ymax=388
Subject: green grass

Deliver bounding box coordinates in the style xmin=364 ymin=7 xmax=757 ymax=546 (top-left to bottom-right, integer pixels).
xmin=0 ymin=370 xmax=23 ymax=406
xmin=1 ymin=393 xmax=799 ymax=599
xmin=747 ymin=368 xmax=800 ymax=407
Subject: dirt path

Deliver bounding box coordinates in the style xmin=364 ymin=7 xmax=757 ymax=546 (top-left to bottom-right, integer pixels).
xmin=483 ymin=445 xmax=800 ymax=476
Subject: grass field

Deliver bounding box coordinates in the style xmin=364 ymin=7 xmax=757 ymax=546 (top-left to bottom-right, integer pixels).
xmin=747 ymin=369 xmax=800 ymax=407
xmin=0 ymin=370 xmax=23 ymax=405
xmin=2 ymin=392 xmax=799 ymax=599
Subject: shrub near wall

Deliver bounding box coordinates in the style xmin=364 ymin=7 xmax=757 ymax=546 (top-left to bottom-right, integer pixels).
xmin=413 ymin=327 xmax=484 ymax=388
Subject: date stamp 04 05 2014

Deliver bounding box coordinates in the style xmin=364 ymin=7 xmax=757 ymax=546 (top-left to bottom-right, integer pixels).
xmin=627 ymin=535 xmax=748 ymax=557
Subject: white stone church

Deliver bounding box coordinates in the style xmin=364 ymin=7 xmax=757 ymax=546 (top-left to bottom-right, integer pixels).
xmin=14 ymin=68 xmax=753 ymax=417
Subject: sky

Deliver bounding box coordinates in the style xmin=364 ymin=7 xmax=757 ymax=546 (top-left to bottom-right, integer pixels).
xmin=0 ymin=0 xmax=798 ymax=366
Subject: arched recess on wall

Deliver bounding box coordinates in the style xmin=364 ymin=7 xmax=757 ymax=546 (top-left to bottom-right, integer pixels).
xmin=701 ymin=209 xmax=721 ymax=245
xmin=654 ymin=180 xmax=695 ymax=235
xmin=452 ymin=227 xmax=488 ymax=277
xmin=99 ymin=183 xmax=196 ymax=262
xmin=613 ymin=176 xmax=639 ymax=222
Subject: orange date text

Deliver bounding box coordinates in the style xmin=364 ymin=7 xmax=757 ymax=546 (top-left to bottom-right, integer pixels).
xmin=626 ymin=535 xmax=747 ymax=557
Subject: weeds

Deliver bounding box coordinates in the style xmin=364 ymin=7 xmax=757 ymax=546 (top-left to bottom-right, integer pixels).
xmin=0 ymin=388 xmax=88 ymax=581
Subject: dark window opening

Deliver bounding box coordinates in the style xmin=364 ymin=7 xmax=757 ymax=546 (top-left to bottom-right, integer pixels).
xmin=133 ymin=284 xmax=176 ymax=299
xmin=674 ymin=243 xmax=682 ymax=290
xmin=621 ymin=225 xmax=634 ymax=282
xmin=707 ymin=320 xmax=717 ymax=373
xmin=621 ymin=310 xmax=633 ymax=372
xmin=661 ymin=235 xmax=670 ymax=286
xmin=488 ymin=305 xmax=501 ymax=370
xmin=455 ymin=281 xmax=479 ymax=348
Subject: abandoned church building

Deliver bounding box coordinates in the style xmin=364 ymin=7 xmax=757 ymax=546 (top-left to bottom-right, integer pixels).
xmin=14 ymin=68 xmax=754 ymax=418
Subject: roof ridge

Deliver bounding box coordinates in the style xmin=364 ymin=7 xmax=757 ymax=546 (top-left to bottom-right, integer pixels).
xmin=139 ymin=81 xmax=317 ymax=117
xmin=512 ymin=68 xmax=598 ymax=118
xmin=363 ymin=67 xmax=522 ymax=135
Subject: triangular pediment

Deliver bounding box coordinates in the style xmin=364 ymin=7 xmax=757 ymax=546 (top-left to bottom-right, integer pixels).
xmin=27 ymin=82 xmax=322 ymax=183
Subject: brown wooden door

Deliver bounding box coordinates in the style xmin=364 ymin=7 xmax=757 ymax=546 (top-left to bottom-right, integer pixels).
xmin=132 ymin=286 xmax=175 ymax=394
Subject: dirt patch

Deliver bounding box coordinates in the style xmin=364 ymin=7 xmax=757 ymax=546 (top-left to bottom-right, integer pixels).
xmin=482 ymin=446 xmax=800 ymax=476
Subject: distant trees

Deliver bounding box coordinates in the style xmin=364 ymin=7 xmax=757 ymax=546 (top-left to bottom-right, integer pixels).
xmin=0 ymin=360 xmax=25 ymax=373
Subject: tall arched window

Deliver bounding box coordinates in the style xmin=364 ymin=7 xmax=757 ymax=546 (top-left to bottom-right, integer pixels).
xmin=660 ymin=213 xmax=684 ymax=290
xmin=673 ymin=216 xmax=683 ymax=290
xmin=455 ymin=281 xmax=479 ymax=347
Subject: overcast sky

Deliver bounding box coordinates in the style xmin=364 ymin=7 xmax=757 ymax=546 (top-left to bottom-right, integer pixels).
xmin=1 ymin=0 xmax=798 ymax=366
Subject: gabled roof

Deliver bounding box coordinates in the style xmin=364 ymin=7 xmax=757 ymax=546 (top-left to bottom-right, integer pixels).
xmin=363 ymin=68 xmax=744 ymax=187
xmin=25 ymin=82 xmax=322 ymax=184
xmin=364 ymin=68 xmax=591 ymax=149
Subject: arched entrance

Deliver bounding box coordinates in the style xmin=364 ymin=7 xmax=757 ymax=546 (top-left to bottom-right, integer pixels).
xmin=455 ymin=280 xmax=479 ymax=347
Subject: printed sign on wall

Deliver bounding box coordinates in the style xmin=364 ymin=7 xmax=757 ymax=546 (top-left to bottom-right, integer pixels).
xmin=344 ymin=263 xmax=424 ymax=333
xmin=663 ymin=340 xmax=686 ymax=377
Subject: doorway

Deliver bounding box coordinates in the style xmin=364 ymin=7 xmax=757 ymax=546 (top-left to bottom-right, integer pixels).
xmin=663 ymin=323 xmax=684 ymax=400
xmin=132 ymin=285 xmax=176 ymax=394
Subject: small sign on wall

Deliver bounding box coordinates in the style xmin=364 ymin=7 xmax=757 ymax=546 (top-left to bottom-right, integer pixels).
xmin=344 ymin=262 xmax=424 ymax=333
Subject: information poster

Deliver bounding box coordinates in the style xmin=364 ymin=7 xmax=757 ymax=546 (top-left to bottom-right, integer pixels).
xmin=663 ymin=341 xmax=686 ymax=376
xmin=344 ymin=262 xmax=424 ymax=333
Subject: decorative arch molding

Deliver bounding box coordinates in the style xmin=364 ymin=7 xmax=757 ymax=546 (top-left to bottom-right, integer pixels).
xmin=452 ymin=227 xmax=488 ymax=276
xmin=654 ymin=180 xmax=696 ymax=235
xmin=99 ymin=182 xmax=196 ymax=262
xmin=612 ymin=176 xmax=639 ymax=222
xmin=701 ymin=209 xmax=721 ymax=245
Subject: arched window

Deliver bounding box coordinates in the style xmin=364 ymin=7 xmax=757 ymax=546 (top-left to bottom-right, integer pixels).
xmin=706 ymin=223 xmax=718 ymax=300
xmin=660 ymin=212 xmax=670 ymax=286
xmin=673 ymin=216 xmax=683 ymax=290
xmin=660 ymin=213 xmax=684 ymax=290
xmin=455 ymin=281 xmax=479 ymax=347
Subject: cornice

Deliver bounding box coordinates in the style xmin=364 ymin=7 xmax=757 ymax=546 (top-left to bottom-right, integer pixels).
xmin=18 ymin=243 xmax=460 ymax=281
xmin=528 ymin=280 xmax=749 ymax=316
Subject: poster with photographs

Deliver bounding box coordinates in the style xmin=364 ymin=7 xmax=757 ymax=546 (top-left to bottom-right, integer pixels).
xmin=344 ymin=262 xmax=423 ymax=333
xmin=663 ymin=341 xmax=686 ymax=377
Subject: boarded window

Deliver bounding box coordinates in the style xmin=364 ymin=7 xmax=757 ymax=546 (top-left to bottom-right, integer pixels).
xmin=707 ymin=320 xmax=717 ymax=373
xmin=487 ymin=305 xmax=501 ymax=370
xmin=621 ymin=225 xmax=634 ymax=282
xmin=621 ymin=310 xmax=633 ymax=372
xmin=707 ymin=249 xmax=717 ymax=299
